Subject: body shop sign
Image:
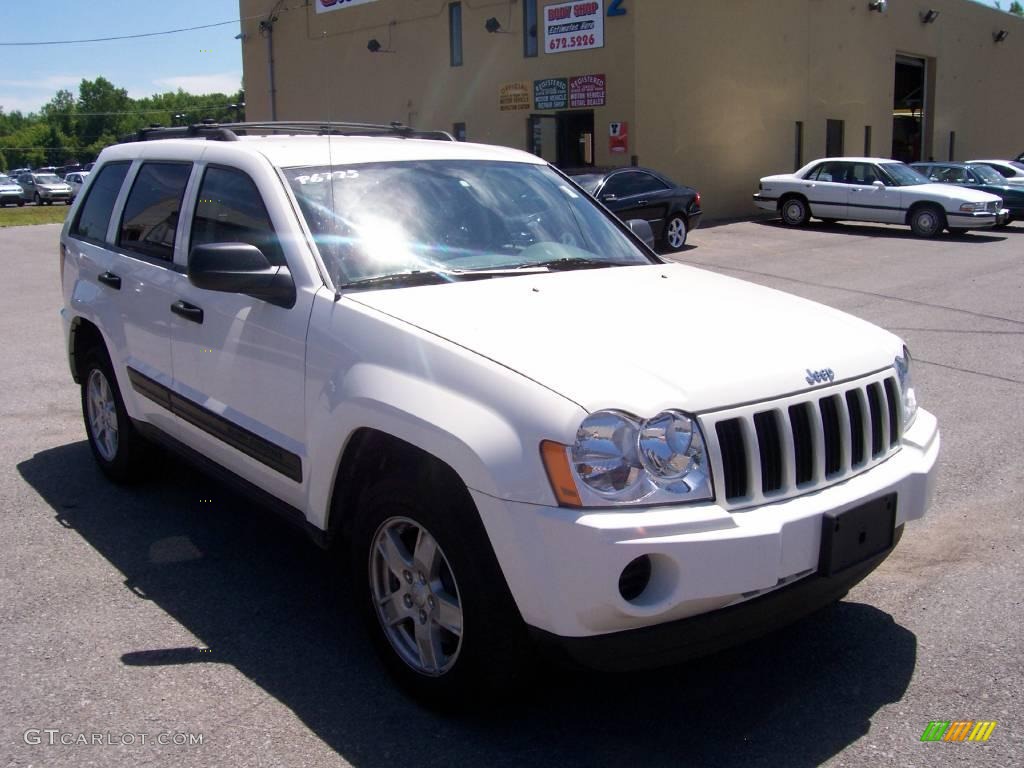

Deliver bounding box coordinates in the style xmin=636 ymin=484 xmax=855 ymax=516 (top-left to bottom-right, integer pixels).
xmin=534 ymin=79 xmax=568 ymax=110
xmin=544 ymin=1 xmax=605 ymax=53
xmin=317 ymin=0 xmax=380 ymax=12
xmin=569 ymin=74 xmax=606 ymax=107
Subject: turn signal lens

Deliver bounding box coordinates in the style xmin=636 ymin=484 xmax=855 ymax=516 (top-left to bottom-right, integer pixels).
xmin=540 ymin=440 xmax=582 ymax=507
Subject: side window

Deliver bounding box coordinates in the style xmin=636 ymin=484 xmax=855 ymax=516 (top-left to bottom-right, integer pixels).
xmin=810 ymin=162 xmax=843 ymax=182
xmin=118 ymin=162 xmax=192 ymax=261
xmin=190 ymin=166 xmax=284 ymax=266
xmin=70 ymin=162 xmax=130 ymax=243
xmin=604 ymin=172 xmax=664 ymax=198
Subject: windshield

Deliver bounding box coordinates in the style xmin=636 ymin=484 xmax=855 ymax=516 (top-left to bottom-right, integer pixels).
xmin=880 ymin=163 xmax=930 ymax=186
xmin=0 ymin=175 xmax=11 ymax=184
xmin=35 ymin=174 xmax=61 ymax=184
xmin=969 ymin=164 xmax=1007 ymax=185
xmin=285 ymin=160 xmax=653 ymax=287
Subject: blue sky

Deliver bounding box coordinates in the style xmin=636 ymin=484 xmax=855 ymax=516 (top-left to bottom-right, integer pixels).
xmin=0 ymin=0 xmax=1010 ymax=115
xmin=0 ymin=0 xmax=243 ymax=114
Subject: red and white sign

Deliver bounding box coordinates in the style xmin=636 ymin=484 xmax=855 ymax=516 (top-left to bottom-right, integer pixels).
xmin=316 ymin=0 xmax=380 ymax=14
xmin=609 ymin=122 xmax=628 ymax=154
xmin=544 ymin=1 xmax=605 ymax=54
xmin=569 ymin=74 xmax=606 ymax=108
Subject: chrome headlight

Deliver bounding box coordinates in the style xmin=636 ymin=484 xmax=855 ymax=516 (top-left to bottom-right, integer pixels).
xmin=894 ymin=346 xmax=918 ymax=430
xmin=570 ymin=409 xmax=712 ymax=505
xmin=959 ymin=201 xmax=985 ymax=212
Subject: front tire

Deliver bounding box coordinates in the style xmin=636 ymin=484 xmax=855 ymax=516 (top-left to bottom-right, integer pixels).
xmin=350 ymin=476 xmax=527 ymax=708
xmin=662 ymin=214 xmax=688 ymax=252
xmin=80 ymin=351 xmax=149 ymax=483
xmin=780 ymin=196 xmax=810 ymax=227
xmin=909 ymin=205 xmax=945 ymax=238
xmin=33 ymin=193 xmax=40 ymax=205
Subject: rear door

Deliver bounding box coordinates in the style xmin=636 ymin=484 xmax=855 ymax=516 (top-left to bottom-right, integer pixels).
xmin=165 ymin=150 xmax=317 ymax=506
xmin=801 ymin=162 xmax=849 ymax=218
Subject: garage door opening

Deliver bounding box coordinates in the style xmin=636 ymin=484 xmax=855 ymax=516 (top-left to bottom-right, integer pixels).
xmin=529 ymin=111 xmax=594 ymax=168
xmin=893 ymin=55 xmax=927 ymax=163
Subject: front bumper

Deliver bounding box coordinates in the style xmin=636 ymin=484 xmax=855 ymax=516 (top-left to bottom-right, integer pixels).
xmin=752 ymin=193 xmax=778 ymax=211
xmin=471 ymin=409 xmax=939 ymax=642
xmin=0 ymin=190 xmax=21 ymax=202
xmin=530 ymin=524 xmax=903 ymax=671
xmin=946 ymin=209 xmax=999 ymax=228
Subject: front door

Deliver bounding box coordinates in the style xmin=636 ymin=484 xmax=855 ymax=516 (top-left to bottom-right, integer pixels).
xmin=847 ymin=162 xmax=903 ymax=224
xmin=167 ymin=158 xmax=312 ymax=506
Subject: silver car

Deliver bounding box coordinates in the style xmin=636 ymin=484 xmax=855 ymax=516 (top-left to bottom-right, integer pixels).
xmin=18 ymin=172 xmax=73 ymax=205
xmin=0 ymin=174 xmax=25 ymax=207
xmin=65 ymin=171 xmax=91 ymax=202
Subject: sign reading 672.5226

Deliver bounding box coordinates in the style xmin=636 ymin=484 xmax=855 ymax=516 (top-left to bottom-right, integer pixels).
xmin=544 ymin=1 xmax=605 ymax=54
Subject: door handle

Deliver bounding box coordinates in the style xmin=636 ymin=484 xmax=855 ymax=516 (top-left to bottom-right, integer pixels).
xmin=171 ymin=300 xmax=204 ymax=324
xmin=636 ymin=199 xmax=649 ymax=206
xmin=97 ymin=271 xmax=121 ymax=290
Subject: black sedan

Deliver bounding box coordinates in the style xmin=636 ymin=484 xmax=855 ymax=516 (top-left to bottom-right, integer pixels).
xmin=912 ymin=161 xmax=1024 ymax=224
xmin=567 ymin=167 xmax=702 ymax=252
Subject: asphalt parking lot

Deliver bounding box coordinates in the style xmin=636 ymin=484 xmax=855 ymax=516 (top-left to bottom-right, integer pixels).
xmin=2 ymin=220 xmax=1022 ymax=767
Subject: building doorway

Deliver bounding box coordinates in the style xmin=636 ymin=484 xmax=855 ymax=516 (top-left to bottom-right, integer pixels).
xmin=528 ymin=111 xmax=594 ymax=167
xmin=893 ymin=55 xmax=926 ymax=163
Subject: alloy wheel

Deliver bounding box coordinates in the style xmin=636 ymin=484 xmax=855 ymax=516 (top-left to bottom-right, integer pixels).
xmin=369 ymin=516 xmax=464 ymax=676
xmin=86 ymin=368 xmax=119 ymax=462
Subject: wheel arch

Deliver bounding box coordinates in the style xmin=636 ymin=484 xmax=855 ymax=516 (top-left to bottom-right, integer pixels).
xmin=905 ymin=199 xmax=946 ymax=226
xmin=67 ymin=315 xmax=109 ymax=384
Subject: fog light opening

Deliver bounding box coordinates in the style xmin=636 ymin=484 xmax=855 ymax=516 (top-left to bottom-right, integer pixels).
xmin=618 ymin=555 xmax=653 ymax=602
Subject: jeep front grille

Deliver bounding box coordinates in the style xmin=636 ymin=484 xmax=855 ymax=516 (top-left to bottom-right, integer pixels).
xmin=702 ymin=371 xmax=902 ymax=509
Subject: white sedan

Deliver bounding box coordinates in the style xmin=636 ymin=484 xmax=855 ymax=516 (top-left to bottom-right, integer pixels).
xmin=968 ymin=159 xmax=1024 ymax=186
xmin=65 ymin=171 xmax=90 ymax=201
xmin=753 ymin=157 xmax=1005 ymax=237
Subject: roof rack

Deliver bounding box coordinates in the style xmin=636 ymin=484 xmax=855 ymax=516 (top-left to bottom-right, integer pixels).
xmin=123 ymin=120 xmax=455 ymax=144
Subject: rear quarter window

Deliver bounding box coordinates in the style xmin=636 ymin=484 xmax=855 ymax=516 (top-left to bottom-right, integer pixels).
xmin=70 ymin=162 xmax=131 ymax=243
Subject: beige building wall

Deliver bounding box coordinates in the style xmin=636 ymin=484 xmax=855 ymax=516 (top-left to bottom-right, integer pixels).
xmin=240 ymin=0 xmax=1024 ymax=219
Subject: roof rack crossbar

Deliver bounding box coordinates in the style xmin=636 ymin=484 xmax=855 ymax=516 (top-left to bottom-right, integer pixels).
xmin=122 ymin=120 xmax=455 ymax=144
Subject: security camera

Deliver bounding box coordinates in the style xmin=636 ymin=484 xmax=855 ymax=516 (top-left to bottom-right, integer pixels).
xmin=869 ymin=1 xmax=887 ymax=12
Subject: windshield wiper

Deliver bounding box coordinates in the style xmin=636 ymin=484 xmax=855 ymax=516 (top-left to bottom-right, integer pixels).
xmin=519 ymin=257 xmax=637 ymax=271
xmin=339 ymin=271 xmax=456 ymax=291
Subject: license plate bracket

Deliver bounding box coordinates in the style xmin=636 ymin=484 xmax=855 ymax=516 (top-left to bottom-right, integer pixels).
xmin=818 ymin=494 xmax=896 ymax=576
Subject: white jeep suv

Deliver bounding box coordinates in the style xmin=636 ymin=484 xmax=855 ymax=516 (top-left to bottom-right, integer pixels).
xmin=60 ymin=122 xmax=940 ymax=705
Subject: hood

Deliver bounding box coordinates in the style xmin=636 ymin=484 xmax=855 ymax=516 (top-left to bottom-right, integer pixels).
xmin=0 ymin=183 xmax=21 ymax=192
xmin=348 ymin=263 xmax=902 ymax=414
xmin=912 ymin=183 xmax=1001 ymax=203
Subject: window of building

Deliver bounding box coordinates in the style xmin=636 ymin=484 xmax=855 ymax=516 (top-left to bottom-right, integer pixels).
xmin=449 ymin=3 xmax=463 ymax=67
xmin=118 ymin=162 xmax=192 ymax=261
xmin=524 ymin=0 xmax=538 ymax=57
xmin=948 ymin=131 xmax=956 ymax=161
xmin=452 ymin=122 xmax=467 ymax=142
xmin=70 ymin=162 xmax=130 ymax=243
xmin=190 ymin=166 xmax=284 ymax=266
xmin=794 ymin=121 xmax=804 ymax=171
xmin=826 ymin=119 xmax=845 ymax=157
xmin=864 ymin=125 xmax=872 ymax=156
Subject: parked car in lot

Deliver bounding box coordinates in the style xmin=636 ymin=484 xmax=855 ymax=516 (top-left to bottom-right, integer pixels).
xmin=911 ymin=161 xmax=1024 ymax=225
xmin=0 ymin=173 xmax=25 ymax=206
xmin=65 ymin=171 xmax=90 ymax=201
xmin=968 ymin=159 xmax=1024 ymax=185
xmin=18 ymin=172 xmax=73 ymax=205
xmin=61 ymin=122 xmax=939 ymax=705
xmin=754 ymin=157 xmax=1005 ymax=237
xmin=567 ymin=166 xmax=702 ymax=251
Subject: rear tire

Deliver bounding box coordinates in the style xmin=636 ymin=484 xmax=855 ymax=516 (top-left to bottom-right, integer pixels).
xmin=780 ymin=196 xmax=810 ymax=227
xmin=909 ymin=205 xmax=944 ymax=238
xmin=80 ymin=350 xmax=150 ymax=483
xmin=662 ymin=214 xmax=688 ymax=252
xmin=350 ymin=475 xmax=528 ymax=709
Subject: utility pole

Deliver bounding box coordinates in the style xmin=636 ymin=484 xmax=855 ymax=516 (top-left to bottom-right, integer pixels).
xmin=259 ymin=1 xmax=287 ymax=120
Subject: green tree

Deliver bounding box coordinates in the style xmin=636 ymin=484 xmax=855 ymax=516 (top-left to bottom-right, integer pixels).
xmin=41 ymin=89 xmax=77 ymax=137
xmin=1011 ymin=1 xmax=1023 ymax=16
xmin=77 ymin=77 xmax=131 ymax=146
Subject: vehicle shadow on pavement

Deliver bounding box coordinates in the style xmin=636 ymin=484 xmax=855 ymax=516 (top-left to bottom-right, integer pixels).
xmin=758 ymin=218 xmax=1007 ymax=243
xmin=18 ymin=441 xmax=918 ymax=768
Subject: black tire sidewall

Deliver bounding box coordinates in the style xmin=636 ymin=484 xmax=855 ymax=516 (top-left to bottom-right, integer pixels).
xmin=349 ymin=476 xmax=527 ymax=707
xmin=911 ymin=206 xmax=943 ymax=237
xmin=781 ymin=197 xmax=808 ymax=226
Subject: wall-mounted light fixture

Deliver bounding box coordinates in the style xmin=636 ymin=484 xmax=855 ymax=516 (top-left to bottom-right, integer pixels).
xmin=485 ymin=17 xmax=504 ymax=34
xmin=367 ymin=38 xmax=382 ymax=52
xmin=920 ymin=9 xmax=940 ymax=24
xmin=868 ymin=1 xmax=886 ymax=12
xmin=993 ymin=29 xmax=1009 ymax=43
xmin=367 ymin=21 xmax=397 ymax=53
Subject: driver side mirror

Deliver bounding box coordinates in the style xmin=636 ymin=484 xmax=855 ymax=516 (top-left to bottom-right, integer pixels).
xmin=627 ymin=219 xmax=656 ymax=249
xmin=188 ymin=242 xmax=296 ymax=309
xmin=872 ymin=180 xmax=886 ymax=188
